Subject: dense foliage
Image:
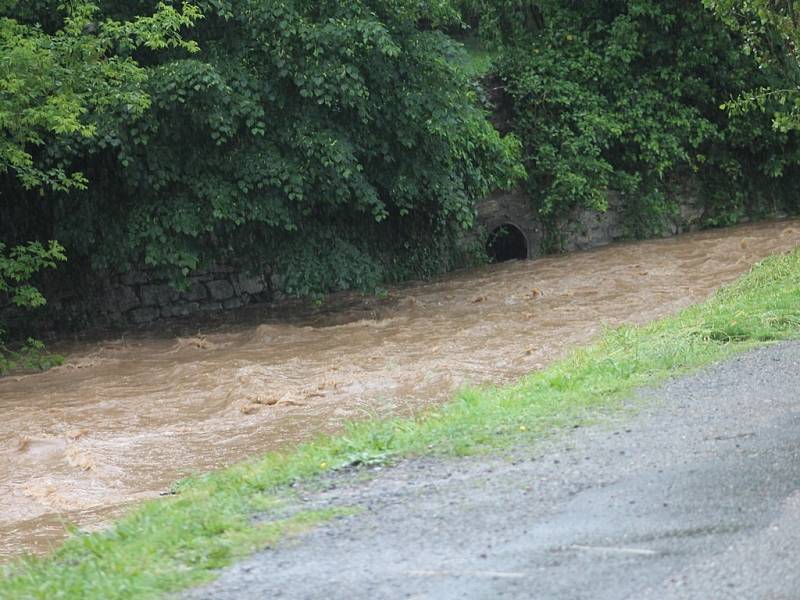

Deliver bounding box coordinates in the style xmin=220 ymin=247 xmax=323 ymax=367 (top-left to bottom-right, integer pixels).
xmin=460 ymin=0 xmax=800 ymax=246
xmin=4 ymin=0 xmax=800 ymax=344
xmin=1 ymin=0 xmax=522 ymax=307
xmin=705 ymin=0 xmax=800 ymax=131
xmin=0 ymin=0 xmax=200 ymax=361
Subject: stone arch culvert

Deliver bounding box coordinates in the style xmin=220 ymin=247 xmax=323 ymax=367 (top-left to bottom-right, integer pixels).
xmin=476 ymin=190 xmax=543 ymax=262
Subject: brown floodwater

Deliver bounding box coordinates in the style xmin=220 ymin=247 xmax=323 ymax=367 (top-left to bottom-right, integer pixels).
xmin=1 ymin=219 xmax=799 ymax=561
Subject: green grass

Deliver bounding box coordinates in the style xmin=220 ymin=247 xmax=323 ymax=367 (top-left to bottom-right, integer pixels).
xmin=4 ymin=247 xmax=800 ymax=599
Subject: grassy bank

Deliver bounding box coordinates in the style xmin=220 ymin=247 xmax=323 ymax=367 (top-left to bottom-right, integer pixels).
xmin=4 ymin=248 xmax=800 ymax=599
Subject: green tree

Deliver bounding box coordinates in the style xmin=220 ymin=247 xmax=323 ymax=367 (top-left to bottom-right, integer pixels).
xmin=704 ymin=0 xmax=800 ymax=131
xmin=0 ymin=0 xmax=200 ymax=367
xmin=460 ymin=0 xmax=800 ymax=246
xmin=1 ymin=0 xmax=522 ymax=303
xmin=1 ymin=0 xmax=200 ymax=191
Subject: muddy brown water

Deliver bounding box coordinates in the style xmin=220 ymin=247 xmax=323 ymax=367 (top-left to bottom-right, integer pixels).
xmin=1 ymin=220 xmax=799 ymax=561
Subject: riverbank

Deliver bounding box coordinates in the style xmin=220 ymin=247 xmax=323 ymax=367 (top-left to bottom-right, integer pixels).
xmin=3 ymin=221 xmax=796 ymax=561
xmin=2 ymin=240 xmax=799 ymax=597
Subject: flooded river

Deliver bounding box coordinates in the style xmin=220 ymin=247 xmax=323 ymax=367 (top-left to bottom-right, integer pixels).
xmin=1 ymin=219 xmax=799 ymax=560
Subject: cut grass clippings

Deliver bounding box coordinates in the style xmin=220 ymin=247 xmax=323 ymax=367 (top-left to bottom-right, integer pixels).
xmin=4 ymin=247 xmax=800 ymax=599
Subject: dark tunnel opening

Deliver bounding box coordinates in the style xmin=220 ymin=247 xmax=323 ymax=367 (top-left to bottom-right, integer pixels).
xmin=487 ymin=224 xmax=528 ymax=263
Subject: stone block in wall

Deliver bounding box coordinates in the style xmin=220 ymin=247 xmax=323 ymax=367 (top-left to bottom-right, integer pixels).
xmin=119 ymin=270 xmax=149 ymax=286
xmin=106 ymin=286 xmax=141 ymax=313
xmin=270 ymin=273 xmax=285 ymax=294
xmin=200 ymin=301 xmax=223 ymax=312
xmin=161 ymin=302 xmax=200 ymax=318
xmin=181 ymin=281 xmax=208 ymax=302
xmin=679 ymin=199 xmax=704 ymax=227
xmin=235 ymin=274 xmax=265 ymax=295
xmin=223 ymin=297 xmax=243 ymax=310
xmin=208 ymin=264 xmax=235 ymax=274
xmin=129 ymin=306 xmax=160 ymax=324
xmin=206 ymin=280 xmax=234 ymax=301
xmin=141 ymin=284 xmax=179 ymax=307
xmin=188 ymin=273 xmax=215 ymax=283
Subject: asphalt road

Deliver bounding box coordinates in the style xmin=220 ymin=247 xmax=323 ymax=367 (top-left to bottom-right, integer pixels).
xmin=186 ymin=342 xmax=800 ymax=600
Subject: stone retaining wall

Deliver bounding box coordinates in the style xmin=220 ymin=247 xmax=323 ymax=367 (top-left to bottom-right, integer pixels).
xmin=117 ymin=268 xmax=271 ymax=325
xmin=0 ymin=181 xmax=742 ymax=335
xmin=1 ymin=265 xmax=272 ymax=336
xmin=475 ymin=182 xmax=706 ymax=258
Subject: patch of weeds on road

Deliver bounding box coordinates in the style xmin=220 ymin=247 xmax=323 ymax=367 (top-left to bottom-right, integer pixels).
xmin=3 ymin=248 xmax=800 ymax=599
